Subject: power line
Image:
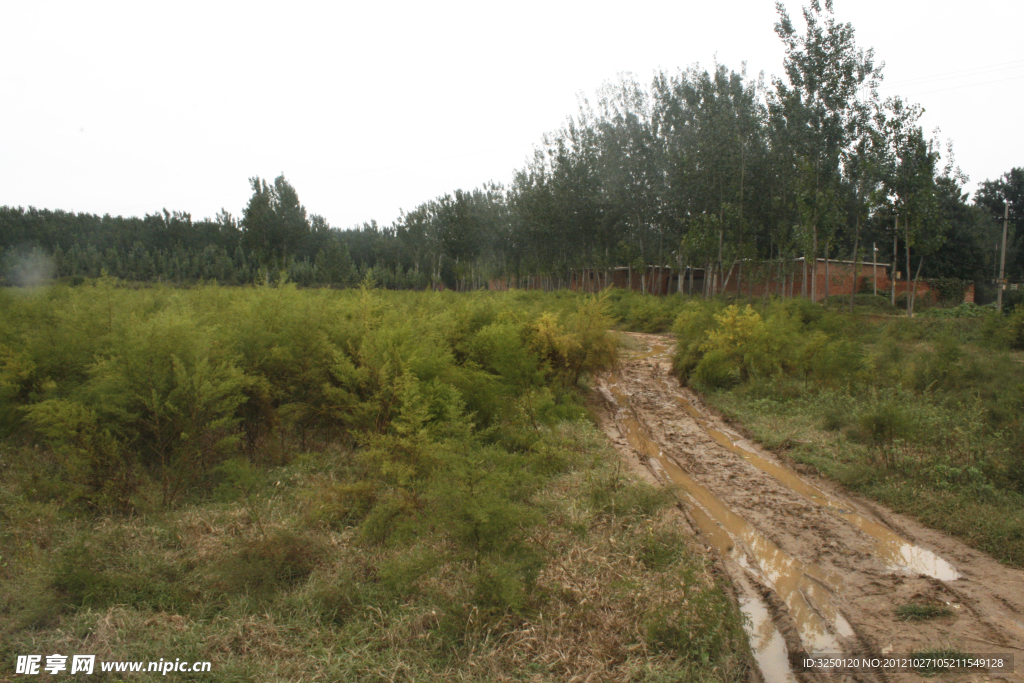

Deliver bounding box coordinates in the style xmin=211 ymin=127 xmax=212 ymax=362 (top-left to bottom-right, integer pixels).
xmin=876 ymin=59 xmax=1024 ymax=89
xmin=902 ymin=74 xmax=1024 ymax=98
xmin=856 ymin=59 xmax=1024 ymax=101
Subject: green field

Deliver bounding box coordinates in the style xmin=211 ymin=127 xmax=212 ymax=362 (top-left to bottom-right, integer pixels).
xmin=0 ymin=282 xmax=750 ymax=682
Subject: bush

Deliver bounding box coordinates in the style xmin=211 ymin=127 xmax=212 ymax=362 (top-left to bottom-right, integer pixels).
xmin=302 ymin=479 xmax=378 ymax=528
xmin=21 ymin=400 xmax=139 ymax=511
xmin=525 ymin=293 xmax=618 ymax=388
xmin=689 ymin=305 xmax=796 ymax=387
xmin=1008 ymin=307 xmax=1024 ymax=349
xmin=857 ymin=394 xmax=915 ymax=446
xmin=470 ymin=553 xmax=542 ymax=614
xmin=305 ymin=565 xmax=370 ymax=626
xmin=44 ymin=535 xmax=191 ymax=616
xmin=672 ymin=300 xmax=721 ymax=379
xmin=611 ymin=292 xmax=687 ymax=332
xmin=923 ymin=301 xmax=996 ymax=318
xmin=692 ymin=348 xmax=741 ymax=390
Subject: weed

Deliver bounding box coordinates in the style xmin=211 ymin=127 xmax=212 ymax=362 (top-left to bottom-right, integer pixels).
xmin=587 ymin=473 xmax=673 ymax=520
xmin=636 ymin=526 xmax=689 ymax=569
xmin=211 ymin=530 xmax=325 ymax=598
xmin=895 ymin=602 xmax=953 ymax=621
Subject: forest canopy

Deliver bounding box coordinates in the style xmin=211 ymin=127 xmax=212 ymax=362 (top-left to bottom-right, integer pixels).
xmin=1 ymin=2 xmax=1020 ymax=295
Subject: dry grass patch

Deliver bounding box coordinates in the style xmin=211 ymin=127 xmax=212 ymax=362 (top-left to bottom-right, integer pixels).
xmin=1 ymin=422 xmax=751 ymax=683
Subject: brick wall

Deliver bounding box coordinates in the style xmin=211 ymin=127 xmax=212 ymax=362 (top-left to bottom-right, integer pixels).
xmin=490 ymin=261 xmax=973 ymax=304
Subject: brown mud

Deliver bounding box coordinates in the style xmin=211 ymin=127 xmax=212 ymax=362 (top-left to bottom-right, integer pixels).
xmin=594 ymin=333 xmax=1024 ymax=683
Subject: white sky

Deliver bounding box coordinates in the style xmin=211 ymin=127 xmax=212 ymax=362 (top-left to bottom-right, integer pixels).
xmin=2 ymin=0 xmax=1021 ymax=231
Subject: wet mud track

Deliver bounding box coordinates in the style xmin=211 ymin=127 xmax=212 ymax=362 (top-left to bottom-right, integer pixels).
xmin=595 ymin=333 xmax=1024 ymax=683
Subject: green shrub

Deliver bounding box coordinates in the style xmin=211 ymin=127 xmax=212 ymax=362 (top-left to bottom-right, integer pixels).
xmin=923 ymin=301 xmax=995 ymax=318
xmin=857 ymin=395 xmax=915 ymax=447
xmin=912 ymin=334 xmax=963 ymax=391
xmin=43 ymin=536 xmax=192 ymax=617
xmin=928 ymin=279 xmax=970 ymax=304
xmin=22 ymin=400 xmax=138 ymax=511
xmin=620 ymin=295 xmax=686 ymax=332
xmin=358 ymin=492 xmax=419 ymax=546
xmin=303 ymin=561 xmax=374 ymax=626
xmin=671 ymin=300 xmax=722 ymax=379
xmin=692 ymin=348 xmax=741 ymax=390
xmin=850 ymin=293 xmax=899 ymax=312
xmin=525 ymin=293 xmax=618 ymax=388
xmin=377 ymin=544 xmax=446 ymax=601
xmin=426 ymin=442 xmax=541 ymax=554
xmin=1007 ymin=307 xmax=1024 ymax=349
xmin=809 ymin=338 xmax=865 ymax=387
xmin=782 ymin=297 xmax=825 ymax=325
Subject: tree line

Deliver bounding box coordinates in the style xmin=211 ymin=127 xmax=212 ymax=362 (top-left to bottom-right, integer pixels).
xmin=1 ymin=2 xmax=1021 ymax=296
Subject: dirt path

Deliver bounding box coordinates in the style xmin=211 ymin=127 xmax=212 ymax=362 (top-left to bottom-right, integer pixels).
xmin=594 ymin=333 xmax=1024 ymax=683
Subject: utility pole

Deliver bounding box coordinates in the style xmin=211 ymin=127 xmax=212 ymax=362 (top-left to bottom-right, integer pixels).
xmin=873 ymin=243 xmax=878 ymax=296
xmin=891 ymin=213 xmax=898 ymax=307
xmin=997 ymin=202 xmax=1009 ymax=312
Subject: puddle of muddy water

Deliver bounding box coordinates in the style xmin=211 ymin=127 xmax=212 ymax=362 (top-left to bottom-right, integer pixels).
xmin=739 ymin=592 xmax=799 ymax=683
xmin=632 ymin=343 xmax=670 ymax=362
xmin=606 ymin=376 xmax=852 ymax=666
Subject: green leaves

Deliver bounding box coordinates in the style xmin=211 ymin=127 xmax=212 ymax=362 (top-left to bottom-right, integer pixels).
xmin=240 ymin=174 xmax=312 ymax=270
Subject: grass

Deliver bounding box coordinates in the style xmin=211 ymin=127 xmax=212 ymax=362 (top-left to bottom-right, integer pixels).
xmin=0 ymin=422 xmax=752 ymax=683
xmin=894 ymin=603 xmax=954 ymax=621
xmin=712 ymin=389 xmax=1024 ymax=567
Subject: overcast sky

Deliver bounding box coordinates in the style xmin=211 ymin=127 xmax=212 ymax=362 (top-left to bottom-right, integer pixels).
xmin=2 ymin=1 xmax=1021 ymax=231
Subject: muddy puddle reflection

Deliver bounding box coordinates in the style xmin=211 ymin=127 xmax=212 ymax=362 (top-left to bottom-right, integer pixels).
xmin=605 ymin=376 xmax=850 ymax=676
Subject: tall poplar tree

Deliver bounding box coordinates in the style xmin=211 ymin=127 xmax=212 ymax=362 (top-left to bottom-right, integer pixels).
xmin=771 ymin=0 xmax=882 ymax=299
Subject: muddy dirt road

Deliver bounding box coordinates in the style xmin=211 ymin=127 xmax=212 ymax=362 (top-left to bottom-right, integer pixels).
xmin=595 ymin=333 xmax=1024 ymax=683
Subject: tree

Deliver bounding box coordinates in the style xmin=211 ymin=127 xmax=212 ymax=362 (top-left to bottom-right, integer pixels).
xmin=974 ymin=168 xmax=1024 ymax=281
xmin=874 ymin=98 xmax=946 ymax=315
xmin=240 ymin=175 xmax=311 ymax=279
xmin=771 ymin=0 xmax=882 ymax=300
xmin=926 ymin=176 xmax=987 ymax=281
xmin=240 ymin=177 xmax=275 ymax=276
xmin=593 ymin=74 xmax=661 ymax=293
xmin=315 ymin=238 xmax=354 ymax=285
